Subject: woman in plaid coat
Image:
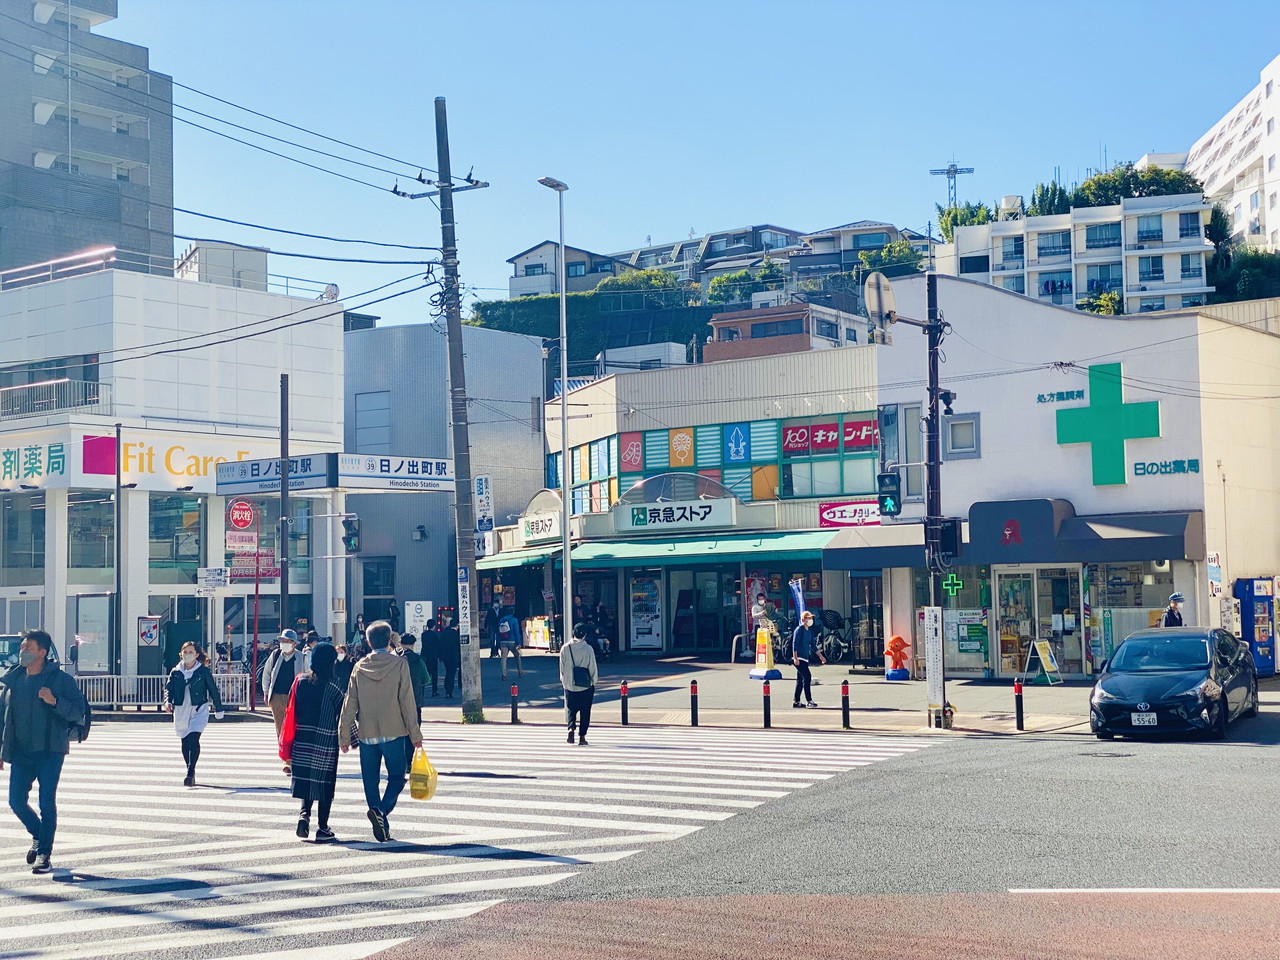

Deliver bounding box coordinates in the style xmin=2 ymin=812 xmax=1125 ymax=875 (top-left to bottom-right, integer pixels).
xmin=280 ymin=642 xmax=344 ymax=843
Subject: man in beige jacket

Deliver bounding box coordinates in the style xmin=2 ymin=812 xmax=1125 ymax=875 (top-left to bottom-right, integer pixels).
xmin=339 ymin=620 xmax=422 ymax=842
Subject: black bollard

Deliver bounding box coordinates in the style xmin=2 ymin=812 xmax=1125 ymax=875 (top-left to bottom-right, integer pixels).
xmin=690 ymin=679 xmax=699 ymax=727
xmin=620 ymin=679 xmax=629 ymax=725
xmin=841 ymin=679 xmax=851 ymax=730
xmin=1014 ymin=680 xmax=1024 ymax=732
xmin=510 ymin=683 xmax=519 ymax=724
xmin=763 ymin=678 xmax=772 ymax=729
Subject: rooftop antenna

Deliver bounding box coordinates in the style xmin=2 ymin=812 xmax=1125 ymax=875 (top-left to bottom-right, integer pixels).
xmin=929 ymin=159 xmax=974 ymax=209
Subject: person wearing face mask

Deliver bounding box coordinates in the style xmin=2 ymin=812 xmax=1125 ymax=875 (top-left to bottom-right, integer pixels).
xmin=0 ymin=629 xmax=88 ymax=875
xmin=164 ymin=642 xmax=225 ymax=787
xmin=1161 ymin=592 xmax=1186 ymax=628
xmin=263 ymin=630 xmax=306 ymax=774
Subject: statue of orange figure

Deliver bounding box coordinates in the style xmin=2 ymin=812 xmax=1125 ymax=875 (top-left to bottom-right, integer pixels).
xmin=885 ymin=634 xmax=910 ymax=681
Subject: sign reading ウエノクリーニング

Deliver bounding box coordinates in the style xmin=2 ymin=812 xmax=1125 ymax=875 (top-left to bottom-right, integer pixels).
xmin=0 ymin=427 xmax=299 ymax=493
xmin=614 ymin=498 xmax=736 ymax=533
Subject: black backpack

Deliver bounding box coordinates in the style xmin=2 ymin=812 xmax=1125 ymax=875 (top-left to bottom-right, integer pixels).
xmin=69 ymin=703 xmax=93 ymax=743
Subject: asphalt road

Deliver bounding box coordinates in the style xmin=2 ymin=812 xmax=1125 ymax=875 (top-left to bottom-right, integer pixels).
xmin=376 ymin=705 xmax=1280 ymax=960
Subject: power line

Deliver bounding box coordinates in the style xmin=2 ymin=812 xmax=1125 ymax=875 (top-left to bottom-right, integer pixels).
xmin=173 ymin=208 xmax=438 ymax=250
xmin=171 ymin=237 xmax=436 ymax=265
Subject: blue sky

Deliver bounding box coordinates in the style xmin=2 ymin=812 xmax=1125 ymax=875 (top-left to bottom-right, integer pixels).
xmin=101 ymin=0 xmax=1280 ymax=327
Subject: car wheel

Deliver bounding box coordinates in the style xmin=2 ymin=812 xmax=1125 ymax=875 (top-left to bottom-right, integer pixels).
xmin=1244 ymin=679 xmax=1260 ymax=719
xmin=1095 ymin=731 xmax=1115 ymax=740
xmin=1212 ymin=698 xmax=1229 ymax=740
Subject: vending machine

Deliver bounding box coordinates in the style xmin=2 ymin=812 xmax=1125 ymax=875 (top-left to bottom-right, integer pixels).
xmin=1231 ymin=578 xmax=1277 ymax=677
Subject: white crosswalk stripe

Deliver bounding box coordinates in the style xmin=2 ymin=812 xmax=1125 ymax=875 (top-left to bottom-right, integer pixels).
xmin=0 ymin=722 xmax=938 ymax=960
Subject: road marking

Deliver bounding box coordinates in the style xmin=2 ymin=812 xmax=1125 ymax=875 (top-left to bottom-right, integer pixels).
xmin=1010 ymin=888 xmax=1280 ymax=894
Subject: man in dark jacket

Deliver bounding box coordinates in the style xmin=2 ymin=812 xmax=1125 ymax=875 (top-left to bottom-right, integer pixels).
xmin=438 ymin=618 xmax=461 ymax=698
xmin=484 ymin=601 xmax=502 ymax=658
xmin=0 ymin=629 xmax=88 ymax=874
xmin=420 ymin=619 xmax=442 ymax=696
xmin=1161 ymin=592 xmax=1185 ymax=628
xmin=399 ymin=635 xmax=429 ymax=719
xmin=790 ymin=610 xmax=826 ymax=709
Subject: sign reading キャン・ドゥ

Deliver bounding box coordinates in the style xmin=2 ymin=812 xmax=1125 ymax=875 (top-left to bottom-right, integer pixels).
xmin=614 ymin=498 xmax=736 ymax=533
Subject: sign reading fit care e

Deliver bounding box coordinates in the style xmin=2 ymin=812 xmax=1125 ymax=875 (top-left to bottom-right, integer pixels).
xmin=614 ymin=498 xmax=736 ymax=533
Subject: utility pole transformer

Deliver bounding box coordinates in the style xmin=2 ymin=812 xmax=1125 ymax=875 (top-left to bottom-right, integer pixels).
xmin=433 ymin=97 xmax=484 ymax=722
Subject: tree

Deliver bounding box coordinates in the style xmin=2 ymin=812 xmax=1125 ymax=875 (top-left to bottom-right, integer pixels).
xmin=1027 ymin=181 xmax=1072 ymax=217
xmin=595 ymin=268 xmax=679 ymax=292
xmin=858 ymin=239 xmax=923 ymax=274
xmin=1206 ymin=248 xmax=1280 ymax=304
xmin=936 ymin=201 xmax=992 ymax=242
xmin=1071 ymin=162 xmax=1203 ymax=208
xmin=706 ymin=257 xmax=785 ymax=305
xmin=1206 ymin=203 xmax=1232 ymax=257
xmin=1080 ymin=290 xmax=1123 ymax=315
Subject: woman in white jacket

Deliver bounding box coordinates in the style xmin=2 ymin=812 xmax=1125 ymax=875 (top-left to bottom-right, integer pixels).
xmin=559 ymin=623 xmax=599 ymax=746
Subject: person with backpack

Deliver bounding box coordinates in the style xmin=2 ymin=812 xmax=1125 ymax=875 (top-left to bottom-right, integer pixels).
xmin=164 ymin=642 xmax=226 ymax=787
xmin=0 ymin=629 xmax=89 ymax=875
xmin=497 ymin=609 xmax=524 ymax=679
xmin=280 ymin=642 xmax=344 ymax=843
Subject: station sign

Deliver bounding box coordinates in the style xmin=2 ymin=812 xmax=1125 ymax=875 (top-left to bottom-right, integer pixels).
xmin=336 ymin=454 xmax=455 ymax=492
xmin=216 ymin=455 xmax=334 ymax=496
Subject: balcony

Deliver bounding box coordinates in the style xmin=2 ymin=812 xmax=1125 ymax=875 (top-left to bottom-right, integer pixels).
xmin=0 ymin=380 xmax=112 ymax=421
xmin=1179 ymin=226 xmax=1203 ymax=239
xmin=1181 ymin=268 xmax=1203 ymax=280
xmin=1084 ymin=279 xmax=1122 ymax=294
xmin=1135 ymin=231 xmax=1164 ymax=244
xmin=1030 ymin=247 xmax=1071 ymax=266
xmin=1137 ymin=272 xmax=1165 ymax=284
xmin=992 ymin=259 xmax=1024 ymax=272
xmin=1038 ymin=291 xmax=1074 ymax=305
xmin=1084 ymin=237 xmax=1122 ymax=250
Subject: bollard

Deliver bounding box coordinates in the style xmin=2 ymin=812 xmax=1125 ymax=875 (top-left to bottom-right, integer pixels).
xmin=690 ymin=679 xmax=699 ymax=727
xmin=620 ymin=679 xmax=630 ymax=725
xmin=510 ymin=683 xmax=519 ymax=724
xmin=762 ymin=678 xmax=772 ymax=729
xmin=1014 ymin=680 xmax=1024 ymax=731
xmin=841 ymin=679 xmax=851 ymax=729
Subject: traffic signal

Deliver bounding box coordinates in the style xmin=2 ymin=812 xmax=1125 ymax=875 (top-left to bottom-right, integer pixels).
xmin=341 ymin=517 xmax=362 ymax=554
xmin=876 ymin=472 xmax=902 ymax=517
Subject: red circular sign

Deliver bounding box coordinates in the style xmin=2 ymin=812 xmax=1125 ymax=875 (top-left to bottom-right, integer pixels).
xmin=228 ymin=499 xmax=256 ymax=530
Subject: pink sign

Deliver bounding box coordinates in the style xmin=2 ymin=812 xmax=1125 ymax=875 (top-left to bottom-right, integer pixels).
xmin=843 ymin=418 xmax=879 ymax=449
xmin=810 ymin=422 xmax=839 ymax=452
xmin=818 ymin=500 xmax=882 ymax=528
xmin=782 ymin=424 xmax=809 ymax=456
xmin=619 ymin=432 xmax=644 ymax=471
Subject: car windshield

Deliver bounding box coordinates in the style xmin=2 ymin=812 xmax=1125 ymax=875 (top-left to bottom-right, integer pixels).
xmin=1109 ymin=636 xmax=1210 ymax=672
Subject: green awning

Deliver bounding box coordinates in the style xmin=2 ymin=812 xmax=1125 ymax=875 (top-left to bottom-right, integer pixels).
xmin=571 ymin=530 xmax=834 ymax=568
xmin=475 ymin=545 xmax=559 ymax=570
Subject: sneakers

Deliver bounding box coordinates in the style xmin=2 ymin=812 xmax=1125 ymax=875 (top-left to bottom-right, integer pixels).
xmin=314 ymin=827 xmax=336 ymax=844
xmin=296 ymin=816 xmax=310 ymax=839
xmin=807 ymin=701 xmax=819 ymax=709
xmin=25 ymin=839 xmax=38 ymax=865
xmin=31 ymin=853 xmax=51 ymax=874
xmin=792 ymin=701 xmax=805 ymax=708
xmin=367 ymin=808 xmax=389 ymax=843
xmin=578 ymin=738 xmax=589 ymax=746
xmin=567 ymin=730 xmax=576 ymax=744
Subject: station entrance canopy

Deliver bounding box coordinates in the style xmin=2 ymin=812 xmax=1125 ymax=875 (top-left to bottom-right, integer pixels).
xmin=216 ymin=453 xmax=455 ymax=496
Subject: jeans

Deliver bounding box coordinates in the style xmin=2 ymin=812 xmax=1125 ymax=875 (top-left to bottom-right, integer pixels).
xmin=359 ymin=737 xmax=409 ymax=816
xmin=8 ymin=751 xmax=65 ymax=856
xmin=794 ymin=660 xmax=813 ymax=703
xmin=566 ymin=686 xmax=594 ymax=740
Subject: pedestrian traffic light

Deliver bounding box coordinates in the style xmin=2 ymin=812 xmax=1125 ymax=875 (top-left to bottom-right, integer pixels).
xmin=876 ymin=472 xmax=902 ymax=517
xmin=341 ymin=517 xmax=362 ymax=554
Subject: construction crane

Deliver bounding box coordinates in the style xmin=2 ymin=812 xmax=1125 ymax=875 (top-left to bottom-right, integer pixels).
xmin=930 ymin=161 xmax=974 ymax=209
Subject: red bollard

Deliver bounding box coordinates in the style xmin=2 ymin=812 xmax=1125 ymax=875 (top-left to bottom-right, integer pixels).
xmin=762 ymin=678 xmax=772 ymax=729
xmin=841 ymin=679 xmax=851 ymax=729
xmin=510 ymin=683 xmax=519 ymax=724
xmin=1013 ymin=680 xmax=1024 ymax=731
xmin=620 ymin=679 xmax=630 ymax=725
xmin=690 ymin=679 xmax=699 ymax=727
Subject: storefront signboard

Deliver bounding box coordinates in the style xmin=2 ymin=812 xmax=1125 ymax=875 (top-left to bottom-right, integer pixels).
xmin=614 ymin=498 xmax=735 ymax=533
xmin=818 ymin=500 xmax=881 ymax=528
xmin=521 ymin=511 xmax=561 ymax=544
xmin=923 ymin=606 xmax=944 ymax=709
xmin=629 ymin=573 xmax=663 ymax=649
xmin=337 ymin=454 xmax=455 ymax=492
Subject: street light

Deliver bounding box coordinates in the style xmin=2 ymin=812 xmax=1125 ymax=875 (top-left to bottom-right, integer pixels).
xmin=538 ymin=175 xmax=572 ymax=646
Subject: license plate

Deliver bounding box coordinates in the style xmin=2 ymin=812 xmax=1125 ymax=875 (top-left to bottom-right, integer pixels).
xmin=1131 ymin=712 xmax=1157 ymax=726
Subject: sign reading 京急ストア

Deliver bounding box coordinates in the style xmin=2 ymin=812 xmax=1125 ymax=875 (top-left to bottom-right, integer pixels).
xmin=614 ymin=498 xmax=736 ymax=533
xmin=336 ymin=454 xmax=455 ymax=492
xmin=818 ymin=500 xmax=881 ymax=528
xmin=520 ymin=511 xmax=561 ymax=544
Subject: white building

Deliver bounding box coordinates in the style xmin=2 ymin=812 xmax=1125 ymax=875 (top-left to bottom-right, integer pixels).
xmin=936 ymin=193 xmax=1214 ymax=314
xmin=1179 ymin=54 xmax=1280 ymax=249
xmin=0 ymin=253 xmax=346 ymax=674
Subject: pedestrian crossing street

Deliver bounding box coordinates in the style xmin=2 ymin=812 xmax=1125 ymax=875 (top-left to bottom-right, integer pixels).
xmin=0 ymin=721 xmax=940 ymax=960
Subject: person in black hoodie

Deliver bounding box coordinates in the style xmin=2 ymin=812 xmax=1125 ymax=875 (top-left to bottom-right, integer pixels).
xmin=0 ymin=629 xmax=88 ymax=875
xmin=164 ymin=642 xmax=225 ymax=787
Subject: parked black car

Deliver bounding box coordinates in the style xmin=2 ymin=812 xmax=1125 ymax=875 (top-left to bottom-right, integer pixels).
xmin=1090 ymin=627 xmax=1259 ymax=740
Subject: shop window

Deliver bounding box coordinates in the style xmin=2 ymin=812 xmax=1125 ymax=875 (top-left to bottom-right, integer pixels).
xmin=149 ymin=493 xmax=202 ymax=585
xmin=67 ymin=490 xmax=114 ymax=583
xmin=0 ymin=492 xmax=44 ymax=587
xmin=943 ymin=413 xmax=981 ymax=461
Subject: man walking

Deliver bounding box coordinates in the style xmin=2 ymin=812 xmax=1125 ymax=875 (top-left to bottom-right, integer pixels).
xmin=1161 ymin=592 xmax=1185 ymax=627
xmin=485 ymin=600 xmax=502 ymax=659
xmin=497 ymin=608 xmax=524 ymax=679
xmin=399 ymin=634 xmax=429 ymax=720
xmin=0 ymin=630 xmax=89 ymax=874
xmin=438 ymin=617 xmax=461 ymax=698
xmin=420 ymin=619 xmax=441 ymax=697
xmin=560 ymin=622 xmax=598 ymax=745
xmin=339 ymin=621 xmax=422 ymax=842
xmin=263 ymin=629 xmax=306 ymax=774
xmin=791 ymin=610 xmax=826 ymax=709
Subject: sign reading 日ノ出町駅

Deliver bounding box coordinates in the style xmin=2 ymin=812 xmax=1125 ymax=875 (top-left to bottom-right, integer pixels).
xmin=614 ymin=498 xmax=736 ymax=533
xmin=336 ymin=454 xmax=455 ymax=492
xmin=1056 ymin=362 xmax=1160 ymax=485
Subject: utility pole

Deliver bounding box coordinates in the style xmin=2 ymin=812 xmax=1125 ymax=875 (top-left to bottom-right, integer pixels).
xmin=923 ymin=273 xmax=947 ymax=729
xmin=279 ymin=374 xmax=290 ymax=637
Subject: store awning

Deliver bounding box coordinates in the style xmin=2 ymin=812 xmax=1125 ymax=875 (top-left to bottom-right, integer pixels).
xmin=822 ymin=523 xmax=927 ymax=570
xmin=571 ymin=530 xmax=834 ymax=568
xmin=475 ymin=545 xmax=560 ymax=570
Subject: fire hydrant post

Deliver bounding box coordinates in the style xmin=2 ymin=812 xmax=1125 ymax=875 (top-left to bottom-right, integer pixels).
xmin=620 ymin=679 xmax=629 ymax=726
xmin=690 ymin=679 xmax=699 ymax=727
xmin=762 ymin=678 xmax=772 ymax=729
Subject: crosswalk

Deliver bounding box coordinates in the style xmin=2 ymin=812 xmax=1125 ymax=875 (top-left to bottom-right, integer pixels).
xmin=0 ymin=721 xmax=940 ymax=960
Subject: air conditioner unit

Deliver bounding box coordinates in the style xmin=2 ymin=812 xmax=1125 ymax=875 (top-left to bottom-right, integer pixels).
xmin=1133 ymin=243 xmax=1145 ymax=250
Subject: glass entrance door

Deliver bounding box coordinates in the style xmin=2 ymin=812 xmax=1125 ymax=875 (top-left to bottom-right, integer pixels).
xmin=995 ymin=566 xmax=1084 ymax=677
xmin=670 ymin=566 xmax=736 ymax=652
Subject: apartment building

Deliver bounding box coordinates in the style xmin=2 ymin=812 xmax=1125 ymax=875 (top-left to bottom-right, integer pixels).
xmin=0 ymin=0 xmax=173 ymax=272
xmin=786 ymin=220 xmax=933 ymax=278
xmin=937 ymin=193 xmax=1214 ymax=314
xmin=703 ymin=301 xmax=877 ymax=362
xmin=506 ymin=241 xmax=628 ymax=297
xmin=608 ymin=224 xmax=803 ymax=285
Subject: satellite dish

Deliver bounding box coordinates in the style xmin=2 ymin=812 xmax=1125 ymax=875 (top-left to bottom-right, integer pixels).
xmin=864 ymin=272 xmax=896 ymax=326
xmin=322 ymin=283 xmax=340 ymax=301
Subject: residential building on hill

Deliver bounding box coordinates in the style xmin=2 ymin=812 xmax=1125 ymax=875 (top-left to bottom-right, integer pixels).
xmin=507 ymin=241 xmax=629 ymax=297
xmin=607 ymin=224 xmax=804 ymax=286
xmin=0 ymin=0 xmax=173 ymax=272
xmin=704 ymin=301 xmax=879 ymax=363
xmin=935 ymin=193 xmax=1214 ymax=313
xmin=786 ymin=221 xmax=933 ymax=278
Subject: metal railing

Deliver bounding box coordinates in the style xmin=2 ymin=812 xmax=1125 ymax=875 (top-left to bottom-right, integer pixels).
xmin=76 ymin=674 xmax=252 ymax=710
xmin=0 ymin=379 xmax=112 ymax=421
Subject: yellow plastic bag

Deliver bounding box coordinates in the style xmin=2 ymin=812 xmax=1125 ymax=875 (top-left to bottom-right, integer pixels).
xmin=409 ymin=745 xmax=437 ymax=801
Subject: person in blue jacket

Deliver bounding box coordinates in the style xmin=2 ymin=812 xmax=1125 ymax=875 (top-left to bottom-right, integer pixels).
xmin=791 ymin=610 xmax=826 ymax=708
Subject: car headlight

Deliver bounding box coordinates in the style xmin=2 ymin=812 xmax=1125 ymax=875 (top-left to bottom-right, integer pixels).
xmin=1092 ymin=687 xmax=1120 ymax=702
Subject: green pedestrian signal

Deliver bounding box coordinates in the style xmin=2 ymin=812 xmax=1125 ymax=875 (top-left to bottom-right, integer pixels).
xmin=876 ymin=472 xmax=902 ymax=517
xmin=341 ymin=516 xmax=362 ymax=554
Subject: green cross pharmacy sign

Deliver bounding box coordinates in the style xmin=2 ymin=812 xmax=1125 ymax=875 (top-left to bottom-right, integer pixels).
xmin=1056 ymin=363 xmax=1160 ymax=486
